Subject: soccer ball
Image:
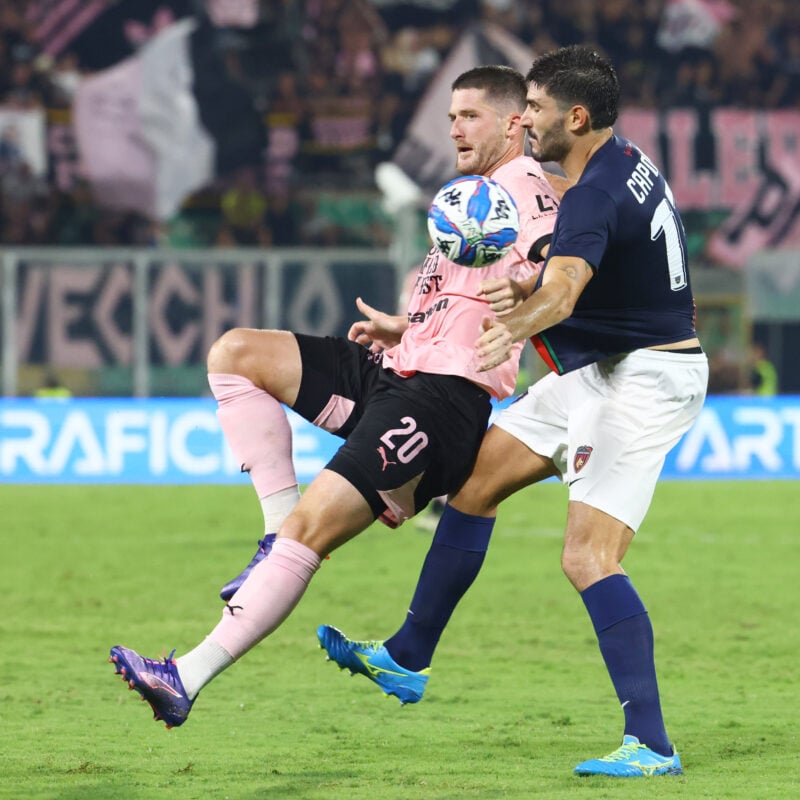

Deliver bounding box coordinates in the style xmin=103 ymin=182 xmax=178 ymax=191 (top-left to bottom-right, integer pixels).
xmin=427 ymin=175 xmax=519 ymax=267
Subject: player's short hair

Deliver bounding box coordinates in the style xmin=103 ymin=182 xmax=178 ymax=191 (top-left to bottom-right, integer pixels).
xmin=525 ymin=45 xmax=619 ymax=129
xmin=452 ymin=65 xmax=527 ymax=113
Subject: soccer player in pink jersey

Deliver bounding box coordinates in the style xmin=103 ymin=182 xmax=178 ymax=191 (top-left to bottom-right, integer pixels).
xmin=108 ymin=65 xmax=564 ymax=729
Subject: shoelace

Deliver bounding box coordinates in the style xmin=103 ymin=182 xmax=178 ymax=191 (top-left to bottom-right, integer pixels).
xmin=349 ymin=639 xmax=384 ymax=651
xmin=602 ymin=742 xmax=644 ymax=762
xmin=141 ymin=649 xmax=179 ymax=683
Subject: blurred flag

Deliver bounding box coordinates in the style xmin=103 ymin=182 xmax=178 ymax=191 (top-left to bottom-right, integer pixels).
xmin=707 ymin=151 xmax=800 ymax=269
xmin=656 ymin=0 xmax=737 ymax=53
xmin=26 ymin=0 xmax=108 ymax=58
xmin=73 ymin=16 xmax=265 ymax=221
xmin=73 ymin=18 xmax=213 ymax=220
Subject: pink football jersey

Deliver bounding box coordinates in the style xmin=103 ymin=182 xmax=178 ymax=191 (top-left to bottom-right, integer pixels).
xmin=383 ymin=157 xmax=560 ymax=399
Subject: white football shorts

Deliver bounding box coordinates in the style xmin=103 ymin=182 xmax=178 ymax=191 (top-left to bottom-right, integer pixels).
xmin=494 ymin=348 xmax=708 ymax=531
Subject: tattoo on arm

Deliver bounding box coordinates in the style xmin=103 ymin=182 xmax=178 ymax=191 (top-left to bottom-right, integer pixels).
xmin=558 ymin=262 xmax=579 ymax=280
xmin=557 ymin=261 xmax=593 ymax=281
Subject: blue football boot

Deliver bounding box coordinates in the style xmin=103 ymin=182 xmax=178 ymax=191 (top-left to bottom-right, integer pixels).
xmin=317 ymin=624 xmax=429 ymax=705
xmin=574 ymin=735 xmax=683 ymax=777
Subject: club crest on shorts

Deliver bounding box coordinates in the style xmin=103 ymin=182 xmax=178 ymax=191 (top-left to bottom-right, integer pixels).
xmin=573 ymin=445 xmax=593 ymax=473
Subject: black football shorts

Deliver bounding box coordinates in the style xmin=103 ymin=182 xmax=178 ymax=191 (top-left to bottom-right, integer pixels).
xmin=292 ymin=334 xmax=491 ymax=524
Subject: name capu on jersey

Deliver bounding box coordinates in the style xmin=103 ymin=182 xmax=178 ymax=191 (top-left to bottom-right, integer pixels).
xmin=532 ymin=135 xmax=697 ymax=375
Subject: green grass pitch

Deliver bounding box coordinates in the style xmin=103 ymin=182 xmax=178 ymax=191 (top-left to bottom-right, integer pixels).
xmin=1 ymin=481 xmax=797 ymax=799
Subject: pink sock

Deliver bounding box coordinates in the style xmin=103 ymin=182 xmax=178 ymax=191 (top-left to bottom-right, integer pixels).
xmin=209 ymin=373 xmax=297 ymax=498
xmin=210 ymin=538 xmax=321 ymax=659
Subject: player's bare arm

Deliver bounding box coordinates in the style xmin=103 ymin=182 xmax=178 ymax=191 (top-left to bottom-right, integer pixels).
xmin=478 ymin=242 xmax=551 ymax=315
xmin=476 ymin=255 xmax=593 ymax=371
xmin=347 ymin=296 xmax=408 ymax=352
xmin=477 ymin=276 xmax=527 ymax=314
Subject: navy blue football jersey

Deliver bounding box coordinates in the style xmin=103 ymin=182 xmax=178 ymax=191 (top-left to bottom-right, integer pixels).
xmin=532 ymin=135 xmax=697 ymax=374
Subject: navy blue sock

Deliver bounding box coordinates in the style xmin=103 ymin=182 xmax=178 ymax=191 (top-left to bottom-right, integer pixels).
xmin=580 ymin=574 xmax=672 ymax=757
xmin=385 ymin=504 xmax=494 ymax=672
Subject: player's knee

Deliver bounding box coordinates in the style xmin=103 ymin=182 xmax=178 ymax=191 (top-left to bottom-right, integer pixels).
xmin=561 ymin=540 xmax=622 ymax=591
xmin=278 ymin=509 xmax=346 ymax=558
xmin=277 ymin=514 xmax=318 ymax=552
xmin=207 ymin=328 xmax=253 ymax=374
xmin=450 ymin=477 xmax=498 ymax=516
xmin=561 ymin=535 xmax=600 ymax=585
xmin=560 ymin=547 xmax=583 ymax=587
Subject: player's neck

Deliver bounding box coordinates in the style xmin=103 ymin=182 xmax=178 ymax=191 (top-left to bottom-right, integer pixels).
xmin=561 ymin=128 xmax=613 ymax=182
xmin=485 ymin=145 xmax=524 ymax=177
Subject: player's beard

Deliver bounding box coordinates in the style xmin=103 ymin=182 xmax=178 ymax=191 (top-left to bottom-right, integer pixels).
xmin=455 ymin=139 xmax=503 ymax=175
xmin=530 ymin=118 xmax=571 ymax=164
xmin=455 ymin=148 xmax=482 ymax=175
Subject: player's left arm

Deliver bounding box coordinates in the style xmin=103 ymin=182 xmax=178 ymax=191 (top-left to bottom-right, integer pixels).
xmin=475 ymin=254 xmax=593 ymax=371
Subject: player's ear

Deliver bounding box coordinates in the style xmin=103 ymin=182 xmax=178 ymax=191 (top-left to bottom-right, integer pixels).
xmin=567 ymin=104 xmax=591 ymax=134
xmin=506 ymin=112 xmax=523 ymax=138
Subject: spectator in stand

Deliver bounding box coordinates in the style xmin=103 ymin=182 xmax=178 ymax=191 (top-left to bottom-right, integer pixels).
xmin=765 ymin=24 xmax=800 ymax=107
xmin=749 ymin=341 xmax=778 ymax=396
xmin=264 ymin=191 xmax=300 ymax=247
xmin=721 ymin=8 xmax=783 ymax=105
xmin=264 ymin=70 xmax=304 ymax=194
xmin=25 ymin=193 xmax=55 ymax=244
xmin=45 ymin=51 xmax=82 ymax=109
xmin=51 ymin=180 xmax=101 ymax=246
xmin=595 ymin=0 xmax=662 ymax=107
xmin=493 ymin=4 xmax=559 ymax=55
xmin=0 ymin=36 xmax=10 ymax=99
xmin=0 ymin=159 xmax=48 ymax=243
xmin=296 ymin=65 xmax=340 ymax=182
xmin=662 ymin=46 xmax=724 ymax=107
xmin=546 ymin=0 xmax=597 ymax=48
xmin=92 ymin=209 xmax=158 ymax=247
xmin=335 ymin=18 xmax=381 ymax=88
xmin=216 ymin=167 xmax=270 ymax=246
xmin=34 ymin=371 xmax=72 ymax=399
xmin=477 ymin=0 xmax=526 ymax=35
xmin=1 ymin=31 xmax=55 ymax=109
xmin=0 ymin=124 xmax=24 ymax=172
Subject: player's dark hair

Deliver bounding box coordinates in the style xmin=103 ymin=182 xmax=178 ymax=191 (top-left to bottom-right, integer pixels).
xmin=525 ymin=45 xmax=619 ymax=129
xmin=452 ymin=65 xmax=527 ymax=113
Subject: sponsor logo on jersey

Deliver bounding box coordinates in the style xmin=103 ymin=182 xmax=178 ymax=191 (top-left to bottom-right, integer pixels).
xmin=408 ymin=297 xmax=449 ymax=324
xmin=535 ymin=194 xmax=557 ymax=214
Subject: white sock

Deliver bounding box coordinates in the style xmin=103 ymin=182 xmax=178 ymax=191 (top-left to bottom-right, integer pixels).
xmin=175 ymin=637 xmax=234 ymax=699
xmin=261 ymin=486 xmax=300 ymax=533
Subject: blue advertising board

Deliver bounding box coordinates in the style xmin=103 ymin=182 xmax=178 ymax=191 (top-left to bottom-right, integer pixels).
xmin=1 ymin=395 xmax=799 ymax=484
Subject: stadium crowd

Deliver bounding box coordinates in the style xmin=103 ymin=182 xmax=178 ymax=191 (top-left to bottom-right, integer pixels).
xmin=0 ymin=0 xmax=798 ymax=247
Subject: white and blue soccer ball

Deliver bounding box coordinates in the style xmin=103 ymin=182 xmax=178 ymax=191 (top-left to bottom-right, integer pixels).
xmin=427 ymin=175 xmax=520 ymax=268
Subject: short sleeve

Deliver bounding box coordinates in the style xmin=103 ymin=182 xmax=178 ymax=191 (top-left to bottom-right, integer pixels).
xmin=548 ymin=185 xmax=617 ymax=271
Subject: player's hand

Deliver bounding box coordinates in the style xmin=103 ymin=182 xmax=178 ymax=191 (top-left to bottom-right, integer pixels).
xmin=347 ymin=297 xmax=407 ymax=353
xmin=477 ymin=277 xmax=526 ymax=315
xmin=475 ymin=315 xmax=513 ymax=371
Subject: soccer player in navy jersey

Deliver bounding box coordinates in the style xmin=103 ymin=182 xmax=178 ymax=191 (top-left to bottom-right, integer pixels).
xmin=319 ymin=45 xmax=708 ymax=777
